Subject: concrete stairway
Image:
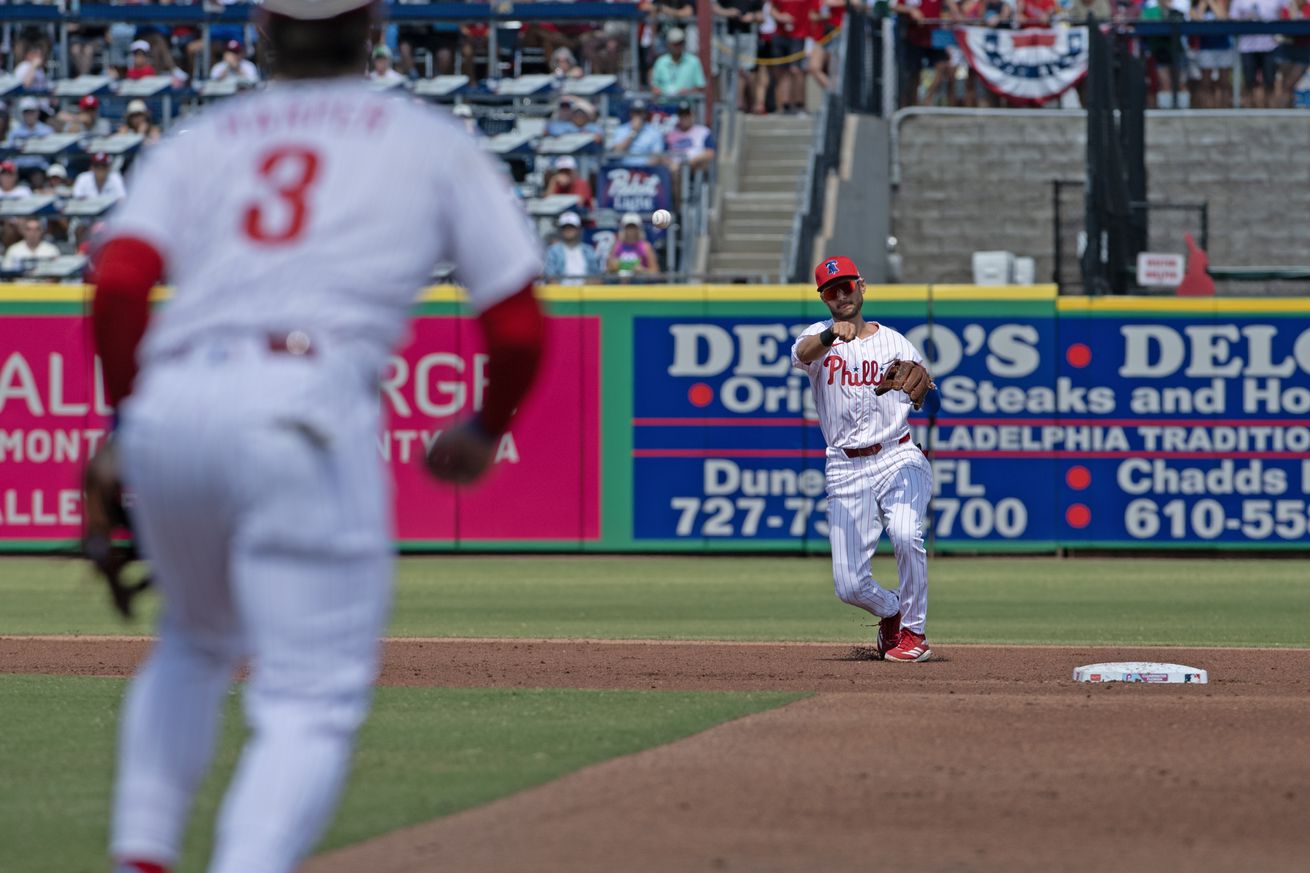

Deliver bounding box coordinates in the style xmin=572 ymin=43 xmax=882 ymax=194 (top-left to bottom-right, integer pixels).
xmin=708 ymin=114 xmax=814 ymax=278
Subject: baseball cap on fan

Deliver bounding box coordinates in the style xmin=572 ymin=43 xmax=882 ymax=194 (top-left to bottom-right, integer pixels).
xmin=815 ymin=256 xmax=861 ymax=291
xmin=262 ymin=0 xmax=377 ymax=19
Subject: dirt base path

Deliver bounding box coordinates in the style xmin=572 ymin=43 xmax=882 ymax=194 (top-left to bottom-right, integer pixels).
xmin=6 ymin=637 xmax=1310 ymax=872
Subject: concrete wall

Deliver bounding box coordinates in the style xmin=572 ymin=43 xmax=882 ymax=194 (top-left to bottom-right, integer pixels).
xmin=891 ymin=110 xmax=1310 ymax=292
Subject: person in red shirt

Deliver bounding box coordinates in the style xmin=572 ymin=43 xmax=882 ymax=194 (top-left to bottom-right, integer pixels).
xmin=768 ymin=0 xmax=818 ymax=113
xmin=808 ymin=0 xmax=848 ymax=92
xmin=543 ymin=156 xmax=595 ymax=208
xmin=126 ymin=39 xmax=157 ymax=80
xmin=1018 ymin=0 xmax=1058 ymax=25
xmin=893 ymin=0 xmax=960 ymax=106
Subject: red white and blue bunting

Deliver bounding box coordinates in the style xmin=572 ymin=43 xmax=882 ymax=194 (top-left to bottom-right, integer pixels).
xmin=954 ymin=26 xmax=1090 ymax=104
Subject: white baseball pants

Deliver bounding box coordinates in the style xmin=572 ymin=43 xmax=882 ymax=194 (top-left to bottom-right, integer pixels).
xmin=825 ymin=442 xmax=933 ymax=633
xmin=112 ymin=338 xmax=393 ymax=873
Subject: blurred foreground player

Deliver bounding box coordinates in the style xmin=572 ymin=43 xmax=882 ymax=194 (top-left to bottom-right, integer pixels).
xmin=90 ymin=2 xmax=546 ymax=871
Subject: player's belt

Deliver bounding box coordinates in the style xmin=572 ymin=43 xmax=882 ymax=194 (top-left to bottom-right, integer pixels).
xmin=159 ymin=331 xmax=316 ymax=361
xmin=266 ymin=330 xmax=315 ymax=357
xmin=841 ymin=433 xmax=911 ymax=459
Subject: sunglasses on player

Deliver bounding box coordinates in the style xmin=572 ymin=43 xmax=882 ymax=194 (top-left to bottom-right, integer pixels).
xmin=819 ymin=280 xmax=860 ymax=301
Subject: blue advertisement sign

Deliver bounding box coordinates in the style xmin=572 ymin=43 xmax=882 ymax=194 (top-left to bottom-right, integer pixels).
xmin=596 ymin=163 xmax=673 ymax=213
xmin=632 ymin=314 xmax=1310 ymax=548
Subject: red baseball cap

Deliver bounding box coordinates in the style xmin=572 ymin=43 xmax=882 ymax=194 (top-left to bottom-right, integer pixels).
xmin=815 ymin=256 xmax=861 ymax=291
xmin=79 ymin=95 xmax=100 ymax=110
xmin=91 ymin=152 xmax=111 ymax=166
xmin=0 ymin=161 xmax=16 ymax=174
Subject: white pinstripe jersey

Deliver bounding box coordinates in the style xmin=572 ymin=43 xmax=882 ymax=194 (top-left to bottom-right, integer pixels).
xmin=790 ymin=320 xmax=923 ymax=449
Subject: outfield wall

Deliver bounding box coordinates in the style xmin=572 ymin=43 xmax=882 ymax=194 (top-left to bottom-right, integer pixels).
xmin=2 ymin=284 xmax=1309 ymax=553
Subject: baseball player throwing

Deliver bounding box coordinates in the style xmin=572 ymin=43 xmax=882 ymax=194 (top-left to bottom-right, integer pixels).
xmin=89 ymin=3 xmax=546 ymax=872
xmin=791 ymin=256 xmax=935 ymax=662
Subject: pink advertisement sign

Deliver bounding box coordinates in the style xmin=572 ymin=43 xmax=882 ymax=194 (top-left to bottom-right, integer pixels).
xmin=0 ymin=315 xmax=601 ymax=546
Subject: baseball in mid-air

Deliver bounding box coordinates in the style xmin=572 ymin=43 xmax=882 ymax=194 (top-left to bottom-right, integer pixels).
xmin=652 ymin=209 xmax=672 ymax=229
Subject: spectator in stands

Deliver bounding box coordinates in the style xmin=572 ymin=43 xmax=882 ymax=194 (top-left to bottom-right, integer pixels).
xmin=13 ymin=45 xmax=48 ymax=92
xmin=458 ymin=22 xmax=490 ymax=85
xmin=650 ymin=28 xmax=707 ymax=97
xmin=0 ymin=162 xmax=32 ymax=200
xmin=1140 ymin=0 xmax=1192 ymax=109
xmin=544 ymin=156 xmax=595 ymax=208
xmin=7 ymin=98 xmax=54 ymax=170
xmin=715 ymin=0 xmax=766 ymax=110
xmin=1019 ymin=0 xmax=1059 ymax=23
xmin=451 ymin=103 xmax=480 ymax=137
xmin=553 ymin=98 xmax=605 ymax=143
xmin=9 ymin=97 xmax=52 ymax=144
xmin=808 ymin=0 xmax=846 ymax=93
xmin=544 ymin=212 xmax=601 ymax=284
xmin=607 ymin=212 xmax=659 ymax=278
xmin=370 ymin=44 xmax=407 ymax=86
xmin=607 ymin=99 xmax=666 ymax=166
xmin=1279 ymin=0 xmax=1310 ymax=106
xmin=552 ymin=47 xmax=586 ymax=79
xmin=1067 ymin=0 xmax=1113 ymax=20
xmin=895 ymin=0 xmax=960 ymax=107
xmin=3 ymin=218 xmax=59 ymax=272
xmin=127 ymin=39 xmax=157 ymax=80
xmin=119 ymin=99 xmax=162 ymax=145
xmin=1191 ymin=0 xmax=1234 ymax=108
xmin=664 ymin=101 xmax=716 ymax=174
xmin=45 ymin=164 xmax=72 ymax=198
xmin=1230 ymin=0 xmax=1288 ymax=107
xmin=72 ymin=153 xmax=127 ymax=202
xmin=581 ymin=26 xmax=625 ymax=75
xmin=68 ymin=23 xmax=108 ymax=77
xmin=58 ymin=95 xmax=114 ymax=138
xmin=767 ymin=0 xmax=812 ymax=113
xmin=210 ymin=40 xmax=261 ymax=86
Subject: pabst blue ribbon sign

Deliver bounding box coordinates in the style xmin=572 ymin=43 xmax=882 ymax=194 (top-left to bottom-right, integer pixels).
xmin=954 ymin=26 xmax=1089 ymax=103
xmin=597 ymin=164 xmax=673 ymax=213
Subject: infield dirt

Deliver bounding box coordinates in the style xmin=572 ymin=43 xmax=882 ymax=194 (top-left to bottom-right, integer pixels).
xmin=5 ymin=637 xmax=1309 ymax=872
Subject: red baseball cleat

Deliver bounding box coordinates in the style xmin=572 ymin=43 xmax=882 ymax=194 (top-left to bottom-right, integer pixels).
xmin=884 ymin=629 xmax=932 ymax=662
xmin=875 ymin=613 xmax=901 ymax=660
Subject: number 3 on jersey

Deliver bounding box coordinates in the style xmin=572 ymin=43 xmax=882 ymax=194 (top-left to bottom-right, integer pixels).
xmin=242 ymin=146 xmax=321 ymax=244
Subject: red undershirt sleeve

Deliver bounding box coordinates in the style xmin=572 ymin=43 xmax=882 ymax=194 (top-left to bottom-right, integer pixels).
xmin=475 ymin=283 xmax=546 ymax=437
xmin=90 ymin=236 xmax=164 ymax=407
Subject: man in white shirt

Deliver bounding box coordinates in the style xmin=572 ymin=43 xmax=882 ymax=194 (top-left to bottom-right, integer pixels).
xmin=209 ymin=40 xmax=261 ymax=86
xmin=72 ymin=153 xmax=128 ymax=201
xmin=3 ymin=217 xmax=60 ymax=271
xmin=13 ymin=45 xmax=48 ymax=91
xmin=369 ymin=44 xmax=407 ymax=86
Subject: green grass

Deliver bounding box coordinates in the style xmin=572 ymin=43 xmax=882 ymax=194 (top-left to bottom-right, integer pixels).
xmin=3 ymin=555 xmax=1309 ymax=646
xmin=0 ymin=674 xmax=798 ymax=873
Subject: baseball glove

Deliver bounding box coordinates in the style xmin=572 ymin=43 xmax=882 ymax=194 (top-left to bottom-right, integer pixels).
xmin=83 ymin=442 xmax=151 ymax=619
xmin=875 ymin=359 xmax=936 ymax=411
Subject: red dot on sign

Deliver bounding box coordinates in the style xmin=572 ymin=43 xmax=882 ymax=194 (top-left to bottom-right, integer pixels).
xmin=1066 ymin=466 xmax=1092 ymax=490
xmin=1066 ymin=504 xmax=1092 ymax=529
xmin=688 ymin=383 xmax=714 ymax=407
xmin=1066 ymin=343 xmax=1092 ymax=368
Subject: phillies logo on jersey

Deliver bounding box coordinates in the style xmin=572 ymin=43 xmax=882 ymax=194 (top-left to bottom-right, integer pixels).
xmin=823 ymin=356 xmax=885 ymax=387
